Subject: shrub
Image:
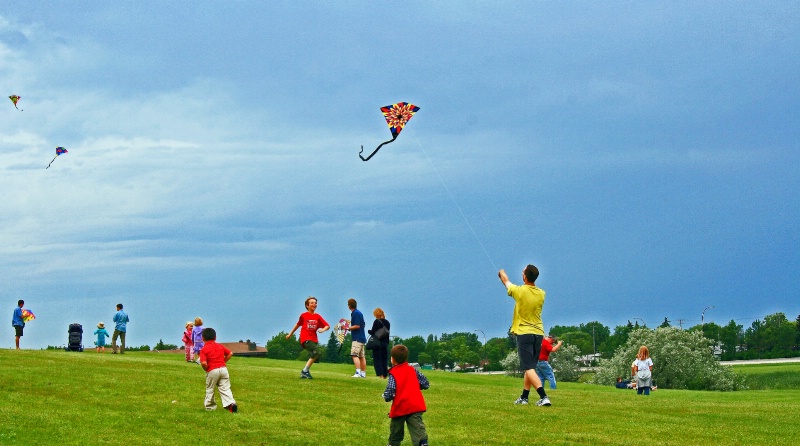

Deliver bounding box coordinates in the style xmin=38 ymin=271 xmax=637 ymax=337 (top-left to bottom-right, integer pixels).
xmin=500 ymin=351 xmax=521 ymax=377
xmin=592 ymin=327 xmax=746 ymax=391
xmin=550 ymin=343 xmax=582 ymax=382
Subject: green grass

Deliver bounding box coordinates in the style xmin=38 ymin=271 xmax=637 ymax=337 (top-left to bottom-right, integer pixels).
xmin=732 ymin=362 xmax=800 ymax=390
xmin=1 ymin=350 xmax=799 ymax=445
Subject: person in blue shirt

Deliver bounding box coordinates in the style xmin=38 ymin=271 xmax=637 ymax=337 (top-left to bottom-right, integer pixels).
xmin=12 ymin=300 xmax=25 ymax=350
xmin=111 ymin=303 xmax=130 ymax=354
xmin=348 ymin=298 xmax=367 ymax=378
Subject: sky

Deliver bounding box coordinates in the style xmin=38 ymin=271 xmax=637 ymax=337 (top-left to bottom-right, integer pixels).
xmin=1 ymin=2 xmax=798 ymax=350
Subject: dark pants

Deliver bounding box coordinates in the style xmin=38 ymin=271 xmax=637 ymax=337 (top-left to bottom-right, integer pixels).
xmin=389 ymin=412 xmax=428 ymax=446
xmin=112 ymin=330 xmax=126 ymax=354
xmin=373 ymin=343 xmax=389 ymax=377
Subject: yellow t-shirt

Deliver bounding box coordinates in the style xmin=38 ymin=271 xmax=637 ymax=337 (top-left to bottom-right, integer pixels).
xmin=507 ymin=284 xmax=545 ymax=335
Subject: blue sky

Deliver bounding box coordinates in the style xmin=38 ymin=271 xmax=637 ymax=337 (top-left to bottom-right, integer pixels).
xmin=2 ymin=2 xmax=798 ymax=349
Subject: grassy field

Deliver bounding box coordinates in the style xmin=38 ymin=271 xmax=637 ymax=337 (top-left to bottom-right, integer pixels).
xmin=1 ymin=350 xmax=799 ymax=445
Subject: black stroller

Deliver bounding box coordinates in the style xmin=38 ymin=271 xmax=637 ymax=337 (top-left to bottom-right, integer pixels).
xmin=65 ymin=323 xmax=84 ymax=352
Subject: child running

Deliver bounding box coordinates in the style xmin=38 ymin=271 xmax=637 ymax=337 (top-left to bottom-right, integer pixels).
xmin=94 ymin=322 xmax=110 ymax=353
xmin=182 ymin=321 xmax=194 ymax=362
xmin=285 ymin=296 xmax=330 ymax=379
xmin=199 ymin=327 xmax=237 ymax=412
xmin=383 ymin=344 xmax=430 ymax=446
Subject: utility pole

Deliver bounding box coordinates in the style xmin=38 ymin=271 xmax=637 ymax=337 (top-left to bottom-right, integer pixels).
xmin=675 ymin=319 xmax=685 ymax=329
xmin=702 ymin=306 xmax=715 ymax=327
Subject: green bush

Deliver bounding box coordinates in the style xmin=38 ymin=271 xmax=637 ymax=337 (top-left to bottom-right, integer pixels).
xmin=551 ymin=343 xmax=582 ymax=382
xmin=592 ymin=327 xmax=746 ymax=391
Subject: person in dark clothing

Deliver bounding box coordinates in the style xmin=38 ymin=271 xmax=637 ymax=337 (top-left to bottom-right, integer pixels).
xmin=368 ymin=307 xmax=391 ymax=379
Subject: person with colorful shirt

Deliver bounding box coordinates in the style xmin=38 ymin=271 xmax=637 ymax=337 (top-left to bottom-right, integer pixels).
xmin=199 ymin=327 xmax=237 ymax=412
xmin=498 ymin=264 xmax=551 ymax=407
xmin=383 ymin=344 xmax=430 ymax=446
xmin=182 ymin=321 xmax=194 ymax=362
xmin=94 ymin=322 xmax=110 ymax=353
xmin=191 ymin=317 xmax=205 ymax=363
xmin=286 ymin=296 xmax=330 ymax=379
xmin=535 ymin=335 xmax=562 ymax=389
xmin=111 ymin=303 xmax=129 ymax=354
xmin=12 ymin=300 xmax=25 ymax=350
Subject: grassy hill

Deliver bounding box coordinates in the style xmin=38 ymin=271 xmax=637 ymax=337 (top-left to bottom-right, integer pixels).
xmin=2 ymin=349 xmax=799 ymax=445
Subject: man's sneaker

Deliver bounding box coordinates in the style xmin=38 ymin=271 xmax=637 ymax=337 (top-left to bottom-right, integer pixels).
xmin=351 ymin=373 xmax=363 ymax=378
xmin=300 ymin=370 xmax=313 ymax=379
xmin=225 ymin=403 xmax=238 ymax=413
xmin=514 ymin=397 xmax=529 ymax=405
xmin=536 ymin=397 xmax=552 ymax=406
xmin=360 ymin=372 xmax=366 ymax=378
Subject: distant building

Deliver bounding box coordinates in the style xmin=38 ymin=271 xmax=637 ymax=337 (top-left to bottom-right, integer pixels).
xmin=219 ymin=339 xmax=268 ymax=358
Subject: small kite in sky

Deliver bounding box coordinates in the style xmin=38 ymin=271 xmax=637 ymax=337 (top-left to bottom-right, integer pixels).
xmin=334 ymin=318 xmax=350 ymax=353
xmin=46 ymin=146 xmax=68 ymax=169
xmin=359 ymin=102 xmax=420 ymax=161
xmin=9 ymin=95 xmax=23 ymax=111
xmin=21 ymin=309 xmax=35 ymax=323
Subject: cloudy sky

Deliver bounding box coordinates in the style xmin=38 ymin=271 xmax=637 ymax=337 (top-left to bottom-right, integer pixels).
xmin=2 ymin=2 xmax=798 ymax=349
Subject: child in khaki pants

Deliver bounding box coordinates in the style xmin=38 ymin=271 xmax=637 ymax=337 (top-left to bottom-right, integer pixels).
xmin=383 ymin=344 xmax=430 ymax=446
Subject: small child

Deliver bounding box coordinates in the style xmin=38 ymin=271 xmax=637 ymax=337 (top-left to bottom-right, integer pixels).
xmin=191 ymin=317 xmax=205 ymax=364
xmin=94 ymin=322 xmax=110 ymax=353
xmin=383 ymin=344 xmax=430 ymax=446
xmin=182 ymin=321 xmax=194 ymax=362
xmin=199 ymin=327 xmax=237 ymax=413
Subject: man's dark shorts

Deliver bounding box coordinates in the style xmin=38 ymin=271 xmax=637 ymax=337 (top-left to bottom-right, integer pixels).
xmin=516 ymin=334 xmax=544 ymax=371
xmin=14 ymin=325 xmax=24 ymax=337
xmin=302 ymin=340 xmax=320 ymax=359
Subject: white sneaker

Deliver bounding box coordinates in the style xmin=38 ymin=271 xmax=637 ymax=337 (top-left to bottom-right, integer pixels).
xmin=351 ymin=373 xmax=362 ymax=378
xmin=536 ymin=397 xmax=552 ymax=406
xmin=360 ymin=372 xmax=366 ymax=378
xmin=514 ymin=397 xmax=528 ymax=405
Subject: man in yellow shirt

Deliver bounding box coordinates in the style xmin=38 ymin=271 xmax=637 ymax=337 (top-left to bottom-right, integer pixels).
xmin=498 ymin=264 xmax=551 ymax=406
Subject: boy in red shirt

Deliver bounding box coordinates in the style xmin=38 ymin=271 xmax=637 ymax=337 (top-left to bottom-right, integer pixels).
xmin=383 ymin=344 xmax=430 ymax=446
xmin=286 ymin=296 xmax=330 ymax=379
xmin=199 ymin=327 xmax=238 ymax=413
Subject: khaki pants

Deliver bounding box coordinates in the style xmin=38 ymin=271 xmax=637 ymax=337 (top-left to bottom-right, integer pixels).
xmin=389 ymin=412 xmax=428 ymax=446
xmin=111 ymin=330 xmax=126 ymax=354
xmin=205 ymin=367 xmax=235 ymax=410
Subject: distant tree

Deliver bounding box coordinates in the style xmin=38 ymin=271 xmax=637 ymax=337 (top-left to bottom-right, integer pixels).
xmin=659 ymin=318 xmax=671 ymax=328
xmin=325 ymin=332 xmax=345 ymax=364
xmin=266 ymin=331 xmax=302 ymax=360
xmin=604 ymin=323 xmax=634 ymax=356
xmin=719 ymin=320 xmax=744 ymax=360
xmin=550 ymin=325 xmax=580 ymax=338
xmin=592 ymin=327 xmax=745 ymax=391
xmin=550 ymin=343 xmax=581 ymax=383
xmin=560 ymin=331 xmax=593 ymax=355
xmin=398 ymin=335 xmax=426 ymax=364
xmin=579 ymin=321 xmax=610 ymax=353
xmin=154 ymin=339 xmax=178 ymax=351
xmin=500 ymin=351 xmax=521 ymax=377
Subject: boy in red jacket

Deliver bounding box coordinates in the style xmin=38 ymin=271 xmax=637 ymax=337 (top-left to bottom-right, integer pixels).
xmin=383 ymin=344 xmax=430 ymax=446
xmin=199 ymin=327 xmax=238 ymax=413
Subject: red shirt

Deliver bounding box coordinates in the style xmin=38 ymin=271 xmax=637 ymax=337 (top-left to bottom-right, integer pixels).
xmin=297 ymin=312 xmax=328 ymax=345
xmin=199 ymin=340 xmax=231 ymax=372
xmin=539 ymin=337 xmax=554 ymax=361
xmin=388 ymin=362 xmax=427 ymax=418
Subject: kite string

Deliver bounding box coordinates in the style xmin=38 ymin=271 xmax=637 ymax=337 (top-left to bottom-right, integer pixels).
xmin=409 ymin=129 xmax=498 ymax=272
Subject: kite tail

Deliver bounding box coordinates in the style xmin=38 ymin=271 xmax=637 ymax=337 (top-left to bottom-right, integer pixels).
xmin=359 ymin=135 xmax=398 ymax=161
xmin=46 ymin=156 xmax=57 ymax=169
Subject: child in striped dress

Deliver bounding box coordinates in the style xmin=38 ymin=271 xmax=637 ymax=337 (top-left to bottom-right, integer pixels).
xmin=182 ymin=321 xmax=194 ymax=362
